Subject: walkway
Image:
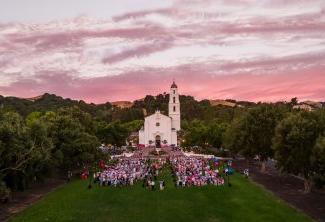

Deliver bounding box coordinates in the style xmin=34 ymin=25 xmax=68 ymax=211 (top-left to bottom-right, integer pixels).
xmin=235 ymin=160 xmax=325 ymax=222
xmin=0 ymin=178 xmax=65 ymax=222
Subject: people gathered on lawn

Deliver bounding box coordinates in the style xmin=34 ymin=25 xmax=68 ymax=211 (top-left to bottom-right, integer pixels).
xmin=96 ymin=158 xmax=148 ymax=187
xmin=170 ymin=157 xmax=225 ymax=187
xmin=91 ymin=156 xmax=229 ymax=189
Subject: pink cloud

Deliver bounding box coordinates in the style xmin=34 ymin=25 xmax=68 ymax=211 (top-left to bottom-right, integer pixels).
xmin=1 ymin=65 xmax=324 ymax=103
xmin=113 ymin=8 xmax=174 ymax=22
xmin=3 ymin=24 xmax=169 ymax=55
xmin=102 ymin=40 xmax=173 ymax=64
xmin=219 ymin=52 xmax=325 ymax=71
xmin=3 ymin=7 xmax=323 ymax=56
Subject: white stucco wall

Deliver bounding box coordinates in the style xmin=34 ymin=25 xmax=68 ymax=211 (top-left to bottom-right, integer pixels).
xmin=139 ymin=111 xmax=176 ymax=146
xmin=171 ymin=129 xmax=177 ymax=145
xmin=139 ymin=129 xmax=145 ymax=145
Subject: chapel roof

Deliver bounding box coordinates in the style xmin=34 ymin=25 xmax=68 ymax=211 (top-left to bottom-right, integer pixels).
xmin=144 ymin=110 xmax=171 ymax=120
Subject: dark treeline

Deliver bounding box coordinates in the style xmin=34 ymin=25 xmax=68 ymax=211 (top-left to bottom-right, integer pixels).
xmin=0 ymin=94 xmax=324 ymax=196
xmin=0 ymin=93 xmax=251 ymax=122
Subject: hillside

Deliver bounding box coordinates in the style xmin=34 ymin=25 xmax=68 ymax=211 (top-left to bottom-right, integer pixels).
xmin=1 ymin=93 xmax=323 ymax=123
xmin=0 ymin=93 xmax=237 ymax=123
xmin=209 ymin=99 xmax=243 ymax=107
xmin=0 ymin=93 xmax=111 ymax=117
xmin=111 ymin=101 xmax=133 ymax=108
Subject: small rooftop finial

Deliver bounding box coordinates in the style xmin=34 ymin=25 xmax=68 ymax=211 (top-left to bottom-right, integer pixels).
xmin=171 ymin=80 xmax=177 ymax=88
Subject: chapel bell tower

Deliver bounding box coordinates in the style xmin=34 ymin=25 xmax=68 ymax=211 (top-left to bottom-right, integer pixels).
xmin=169 ymin=81 xmax=181 ymax=131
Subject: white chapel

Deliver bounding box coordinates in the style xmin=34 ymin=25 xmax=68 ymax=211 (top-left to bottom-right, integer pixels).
xmin=138 ymin=81 xmax=181 ymax=147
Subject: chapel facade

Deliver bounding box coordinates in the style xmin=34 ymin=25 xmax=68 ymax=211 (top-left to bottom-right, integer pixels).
xmin=138 ymin=81 xmax=181 ymax=147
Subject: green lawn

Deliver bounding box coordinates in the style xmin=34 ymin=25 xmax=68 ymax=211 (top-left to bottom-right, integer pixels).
xmin=10 ymin=167 xmax=311 ymax=222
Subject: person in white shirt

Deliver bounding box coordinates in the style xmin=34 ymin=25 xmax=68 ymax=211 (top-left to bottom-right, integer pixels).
xmin=159 ymin=181 xmax=164 ymax=190
xmin=151 ymin=180 xmax=155 ymax=190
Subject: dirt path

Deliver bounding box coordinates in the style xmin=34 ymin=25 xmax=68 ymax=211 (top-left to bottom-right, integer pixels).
xmin=234 ymin=160 xmax=325 ymax=222
xmin=0 ymin=178 xmax=65 ymax=222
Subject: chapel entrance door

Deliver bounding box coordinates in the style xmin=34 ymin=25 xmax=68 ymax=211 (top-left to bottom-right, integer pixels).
xmin=155 ymin=135 xmax=161 ymax=148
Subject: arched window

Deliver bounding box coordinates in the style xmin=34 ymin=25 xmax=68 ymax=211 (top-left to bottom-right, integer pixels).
xmin=156 ymin=122 xmax=160 ymax=127
xmin=173 ymin=97 xmax=175 ymax=103
xmin=173 ymin=106 xmax=176 ymax=112
xmin=173 ymin=90 xmax=175 ymax=94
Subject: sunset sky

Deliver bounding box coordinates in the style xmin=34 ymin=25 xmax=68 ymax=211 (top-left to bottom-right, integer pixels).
xmin=0 ymin=0 xmax=324 ymax=103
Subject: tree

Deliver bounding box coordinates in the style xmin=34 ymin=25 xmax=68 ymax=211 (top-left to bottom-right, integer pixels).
xmin=122 ymin=120 xmax=144 ymax=133
xmin=224 ymin=105 xmax=287 ymax=172
xmin=224 ymin=115 xmax=247 ymax=155
xmin=182 ymin=119 xmax=208 ymax=147
xmin=47 ymin=108 xmax=101 ymax=170
xmin=272 ymin=112 xmax=320 ymax=193
xmin=290 ymin=97 xmax=298 ymax=107
xmin=206 ymin=121 xmax=228 ymax=148
xmin=25 ymin=115 xmax=54 ymax=181
xmin=0 ymin=112 xmax=53 ymax=190
xmin=312 ymin=136 xmax=325 ymax=187
xmin=0 ymin=112 xmax=30 ymax=177
xmin=95 ymin=121 xmax=128 ymax=147
xmin=66 ymin=132 xmax=100 ymax=169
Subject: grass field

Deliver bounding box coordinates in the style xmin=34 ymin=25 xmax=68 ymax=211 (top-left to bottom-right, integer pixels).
xmin=9 ymin=167 xmax=311 ymax=222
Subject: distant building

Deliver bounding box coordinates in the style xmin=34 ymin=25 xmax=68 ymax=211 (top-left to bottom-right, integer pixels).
xmin=302 ymin=101 xmax=322 ymax=109
xmin=138 ymin=81 xmax=181 ymax=147
xmin=293 ymin=104 xmax=314 ymax=111
xmin=293 ymin=101 xmax=322 ymax=111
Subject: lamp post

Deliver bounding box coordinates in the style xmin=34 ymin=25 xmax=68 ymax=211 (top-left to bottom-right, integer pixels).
xmin=88 ymin=165 xmax=94 ymax=190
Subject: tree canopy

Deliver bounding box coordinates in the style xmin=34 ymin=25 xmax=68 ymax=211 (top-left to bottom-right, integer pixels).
xmin=272 ymin=111 xmax=325 ymax=192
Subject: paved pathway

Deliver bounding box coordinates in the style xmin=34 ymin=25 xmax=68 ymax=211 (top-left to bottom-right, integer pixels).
xmin=234 ymin=160 xmax=325 ymax=222
xmin=0 ymin=178 xmax=65 ymax=222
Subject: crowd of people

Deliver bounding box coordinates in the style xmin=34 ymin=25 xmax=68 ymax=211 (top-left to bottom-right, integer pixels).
xmin=95 ymin=159 xmax=148 ymax=187
xmin=94 ymin=158 xmax=169 ymax=190
xmin=89 ymin=155 xmax=231 ymax=189
xmin=170 ymin=157 xmax=225 ymax=187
